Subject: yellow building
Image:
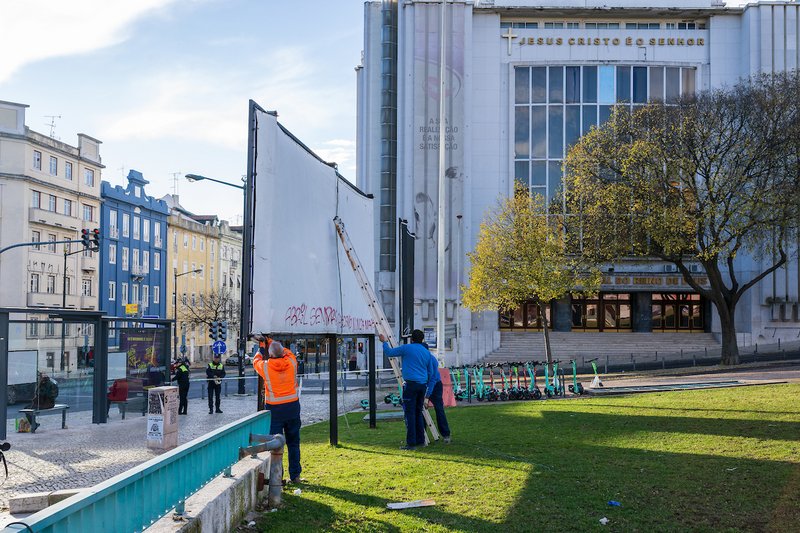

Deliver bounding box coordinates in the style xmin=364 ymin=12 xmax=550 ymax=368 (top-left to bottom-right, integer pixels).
xmin=162 ymin=195 xmax=221 ymax=363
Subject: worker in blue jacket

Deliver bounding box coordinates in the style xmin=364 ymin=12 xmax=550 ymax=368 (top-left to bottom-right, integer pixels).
xmin=379 ymin=329 xmax=437 ymax=450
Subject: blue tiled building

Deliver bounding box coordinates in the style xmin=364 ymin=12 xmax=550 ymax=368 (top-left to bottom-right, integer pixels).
xmin=100 ymin=170 xmax=169 ymax=320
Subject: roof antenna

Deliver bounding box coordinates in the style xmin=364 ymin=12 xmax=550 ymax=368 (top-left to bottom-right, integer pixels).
xmin=44 ymin=115 xmax=61 ymax=139
xmin=171 ymin=171 xmax=182 ymax=195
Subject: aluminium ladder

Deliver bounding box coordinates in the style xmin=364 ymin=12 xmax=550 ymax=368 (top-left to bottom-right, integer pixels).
xmin=333 ymin=216 xmax=440 ymax=444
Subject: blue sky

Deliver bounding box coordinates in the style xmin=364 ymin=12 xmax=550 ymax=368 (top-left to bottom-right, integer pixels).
xmin=0 ymin=0 xmax=365 ymax=223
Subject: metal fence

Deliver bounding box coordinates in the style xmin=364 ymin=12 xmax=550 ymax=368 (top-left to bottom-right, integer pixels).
xmin=3 ymin=410 xmax=271 ymax=533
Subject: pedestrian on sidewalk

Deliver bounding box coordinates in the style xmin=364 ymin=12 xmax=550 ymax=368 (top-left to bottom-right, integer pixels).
xmin=172 ymin=357 xmax=191 ymax=415
xmin=380 ymin=329 xmax=437 ymax=450
xmin=253 ymin=336 xmax=303 ymax=484
xmin=206 ymin=354 xmax=225 ymax=414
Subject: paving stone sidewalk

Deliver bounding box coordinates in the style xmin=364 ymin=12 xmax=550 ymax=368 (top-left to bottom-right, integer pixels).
xmin=0 ymin=388 xmax=370 ymax=521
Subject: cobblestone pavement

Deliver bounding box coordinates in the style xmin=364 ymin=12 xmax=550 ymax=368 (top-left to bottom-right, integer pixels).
xmin=0 ymin=387 xmax=372 ymax=521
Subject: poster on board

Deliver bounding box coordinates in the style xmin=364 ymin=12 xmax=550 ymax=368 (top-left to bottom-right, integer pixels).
xmin=251 ymin=108 xmax=376 ymax=335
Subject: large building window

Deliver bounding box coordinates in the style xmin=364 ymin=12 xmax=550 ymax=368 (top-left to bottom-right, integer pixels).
xmin=514 ymin=64 xmax=697 ymax=206
xmin=65 ymin=161 xmax=73 ymax=180
xmin=33 ymin=150 xmax=42 ymax=170
xmin=84 ymin=168 xmax=95 ymax=187
xmin=122 ymin=213 xmax=130 ymax=238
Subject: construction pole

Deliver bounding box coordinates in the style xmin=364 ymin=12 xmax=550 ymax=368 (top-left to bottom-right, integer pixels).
xmin=436 ymin=0 xmax=448 ymax=364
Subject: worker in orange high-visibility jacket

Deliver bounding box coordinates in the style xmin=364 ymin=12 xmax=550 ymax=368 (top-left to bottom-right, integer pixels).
xmin=253 ymin=336 xmax=303 ymax=484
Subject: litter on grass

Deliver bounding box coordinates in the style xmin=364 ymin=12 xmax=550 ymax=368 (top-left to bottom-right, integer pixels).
xmin=608 ymin=500 xmax=622 ymax=507
xmin=387 ymin=499 xmax=436 ymax=510
xmin=599 ymin=517 xmax=609 ymax=525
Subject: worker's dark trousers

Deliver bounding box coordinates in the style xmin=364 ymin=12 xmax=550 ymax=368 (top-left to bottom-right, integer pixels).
xmin=178 ymin=383 xmax=189 ymax=414
xmin=270 ymin=416 xmax=302 ymax=480
xmin=402 ymin=381 xmax=427 ymax=447
xmin=429 ymin=381 xmax=451 ymax=438
xmin=207 ymin=383 xmax=221 ymax=411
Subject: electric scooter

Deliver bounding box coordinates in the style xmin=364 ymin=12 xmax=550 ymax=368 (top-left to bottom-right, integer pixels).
xmin=450 ymin=368 xmax=463 ymax=401
xmin=526 ymin=361 xmax=543 ymax=400
xmin=544 ymin=360 xmax=565 ymax=397
xmin=587 ymin=357 xmax=604 ymax=388
xmin=486 ymin=364 xmax=500 ymax=401
xmin=498 ymin=364 xmax=510 ymax=401
xmin=567 ymin=359 xmax=585 ymax=395
xmin=474 ymin=366 xmax=486 ymax=401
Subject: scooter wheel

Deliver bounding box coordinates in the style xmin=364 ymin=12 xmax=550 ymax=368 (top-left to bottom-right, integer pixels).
xmin=577 ymin=384 xmax=584 ymax=395
xmin=545 ymin=389 xmax=553 ymax=398
xmin=477 ymin=396 xmax=484 ymax=402
xmin=384 ymin=396 xmax=392 ymax=404
xmin=499 ymin=392 xmax=508 ymax=401
xmin=533 ymin=389 xmax=542 ymax=400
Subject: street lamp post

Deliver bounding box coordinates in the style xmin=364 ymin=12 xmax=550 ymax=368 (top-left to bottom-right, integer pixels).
xmin=185 ymin=173 xmax=249 ymax=395
xmin=173 ymin=268 xmax=201 ymax=362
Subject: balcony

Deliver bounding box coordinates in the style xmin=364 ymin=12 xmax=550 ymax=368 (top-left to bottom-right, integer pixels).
xmin=131 ymin=265 xmax=146 ymax=277
xmin=29 ymin=208 xmax=79 ymax=231
xmin=80 ymin=252 xmax=99 ymax=272
xmin=26 ymin=292 xmax=61 ymax=307
xmin=80 ymin=296 xmax=97 ymax=310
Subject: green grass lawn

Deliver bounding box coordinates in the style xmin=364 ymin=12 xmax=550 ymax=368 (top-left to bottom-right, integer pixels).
xmin=256 ymin=384 xmax=800 ymax=532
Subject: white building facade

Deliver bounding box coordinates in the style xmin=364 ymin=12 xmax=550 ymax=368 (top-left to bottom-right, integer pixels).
xmin=357 ymin=0 xmax=800 ymax=363
xmin=0 ymin=100 xmax=103 ymax=373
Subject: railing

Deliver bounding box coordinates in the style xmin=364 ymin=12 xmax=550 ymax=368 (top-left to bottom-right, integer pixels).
xmin=109 ymin=227 xmax=119 ymax=239
xmin=154 ymin=237 xmax=163 ymax=248
xmin=4 ymin=410 xmax=271 ymax=533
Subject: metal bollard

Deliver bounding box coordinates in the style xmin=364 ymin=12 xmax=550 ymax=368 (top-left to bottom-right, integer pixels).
xmin=224 ymin=380 xmax=228 ymax=397
xmin=633 ymin=359 xmax=636 ymax=371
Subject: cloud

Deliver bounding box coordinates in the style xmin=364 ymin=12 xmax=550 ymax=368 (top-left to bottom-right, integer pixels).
xmin=0 ymin=0 xmax=182 ymax=84
xmin=100 ymin=45 xmax=356 ymax=157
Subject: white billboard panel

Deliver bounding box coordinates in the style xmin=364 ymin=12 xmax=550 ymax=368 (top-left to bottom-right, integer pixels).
xmin=251 ymin=109 xmax=376 ymax=335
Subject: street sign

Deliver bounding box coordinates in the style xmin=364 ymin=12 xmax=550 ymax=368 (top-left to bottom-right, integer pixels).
xmin=180 ymin=344 xmax=187 ymax=354
xmin=212 ymin=340 xmax=227 ymax=355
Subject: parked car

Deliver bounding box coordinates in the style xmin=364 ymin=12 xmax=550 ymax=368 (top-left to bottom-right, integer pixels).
xmin=225 ymin=355 xmax=252 ymax=366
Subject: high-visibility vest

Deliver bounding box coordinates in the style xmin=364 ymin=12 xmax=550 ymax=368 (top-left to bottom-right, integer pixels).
xmin=254 ymin=343 xmax=298 ymax=405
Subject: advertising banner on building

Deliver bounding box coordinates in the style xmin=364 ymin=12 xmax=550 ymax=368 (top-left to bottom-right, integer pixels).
xmin=251 ymin=108 xmax=376 ymax=335
xmin=411 ymin=4 xmax=466 ymax=305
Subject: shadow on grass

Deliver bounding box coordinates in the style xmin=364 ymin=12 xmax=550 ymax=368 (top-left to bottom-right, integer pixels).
xmin=269 ymin=395 xmax=800 ymax=531
xmin=587 ymin=402 xmax=800 ymax=417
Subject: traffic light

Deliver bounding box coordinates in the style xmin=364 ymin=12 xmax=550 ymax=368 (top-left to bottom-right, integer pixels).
xmin=209 ymin=321 xmax=219 ymax=341
xmin=80 ymin=229 xmax=91 ymax=249
xmin=219 ymin=321 xmax=228 ymax=341
xmin=91 ymin=228 xmax=100 ymax=249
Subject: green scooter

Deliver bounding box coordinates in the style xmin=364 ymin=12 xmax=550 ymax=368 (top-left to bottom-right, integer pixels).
xmin=567 ymin=359 xmax=585 ymax=395
xmin=525 ymin=361 xmax=543 ymax=400
xmin=587 ymin=357 xmax=604 ymax=388
xmin=543 ymin=360 xmax=565 ymax=398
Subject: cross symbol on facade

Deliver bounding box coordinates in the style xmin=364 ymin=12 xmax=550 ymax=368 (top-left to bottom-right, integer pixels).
xmin=501 ymin=26 xmax=518 ymax=55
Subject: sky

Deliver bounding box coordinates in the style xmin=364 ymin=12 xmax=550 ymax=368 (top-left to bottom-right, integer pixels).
xmin=0 ymin=0 xmax=365 ymax=223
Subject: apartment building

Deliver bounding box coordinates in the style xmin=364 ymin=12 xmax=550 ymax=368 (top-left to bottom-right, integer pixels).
xmin=0 ymin=100 xmax=103 ymax=373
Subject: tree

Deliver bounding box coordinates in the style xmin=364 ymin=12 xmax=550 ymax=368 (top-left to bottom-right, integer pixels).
xmin=563 ymin=72 xmax=800 ymax=365
xmin=180 ymin=288 xmax=241 ymax=342
xmin=462 ymin=185 xmax=601 ymax=363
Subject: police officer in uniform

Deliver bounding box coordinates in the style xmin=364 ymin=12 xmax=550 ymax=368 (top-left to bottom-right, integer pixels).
xmin=206 ymin=353 xmax=226 ymax=414
xmin=172 ymin=357 xmax=191 ymax=415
